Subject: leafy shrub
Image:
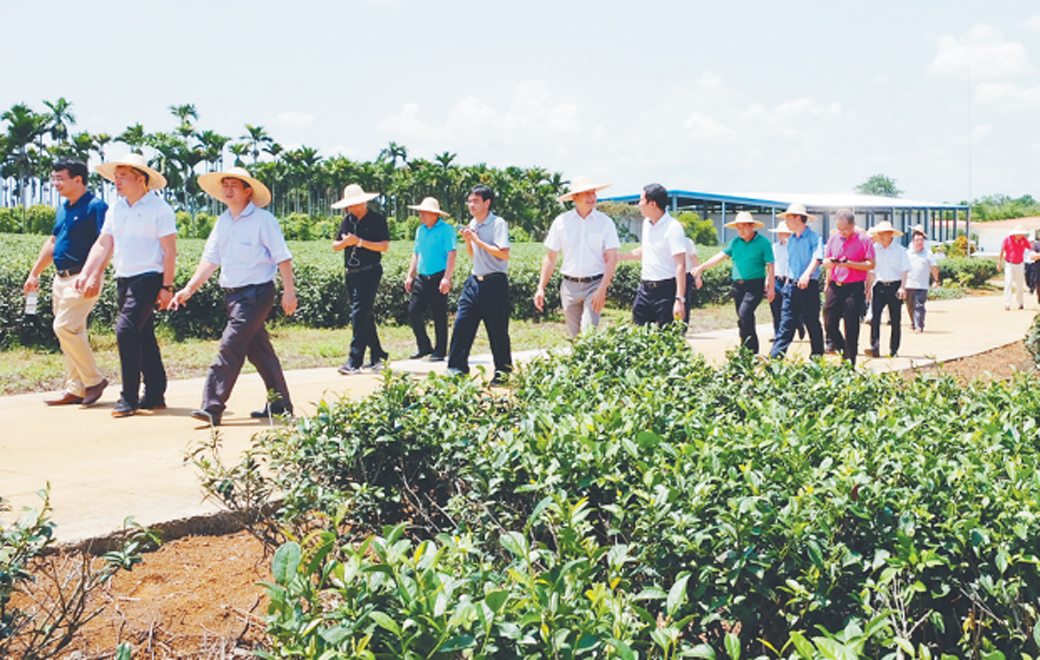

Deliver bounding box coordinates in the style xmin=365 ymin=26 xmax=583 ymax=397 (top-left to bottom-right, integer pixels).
xmin=198 ymin=325 xmax=1040 ymax=658
xmin=937 ymin=256 xmax=998 ymax=287
xmin=1025 ymin=312 xmax=1040 ymax=365
xmin=676 ymin=210 xmax=719 ymax=247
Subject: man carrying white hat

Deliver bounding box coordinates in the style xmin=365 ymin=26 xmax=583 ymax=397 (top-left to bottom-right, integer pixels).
xmin=404 ymin=197 xmax=456 ymax=360
xmin=75 ymin=153 xmax=177 ymax=417
xmin=864 ymin=221 xmax=909 ymax=358
xmin=769 ymin=202 xmax=825 ymax=359
xmin=168 ymin=167 xmax=297 ymax=426
xmin=534 ymin=175 xmax=620 ymax=337
xmin=999 ymin=226 xmax=1032 ymax=311
xmin=331 ymin=184 xmax=390 ymax=374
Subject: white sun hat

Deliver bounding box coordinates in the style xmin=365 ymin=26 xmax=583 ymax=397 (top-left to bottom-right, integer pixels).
xmin=95 ymin=153 xmax=167 ymax=191
xmin=197 ymin=167 xmax=272 ymax=208
xmin=331 ymin=184 xmax=380 ymax=209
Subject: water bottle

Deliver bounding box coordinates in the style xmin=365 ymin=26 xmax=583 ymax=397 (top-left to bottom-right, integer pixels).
xmin=24 ymin=292 xmax=38 ymax=315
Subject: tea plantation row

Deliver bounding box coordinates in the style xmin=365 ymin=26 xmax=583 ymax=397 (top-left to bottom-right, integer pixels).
xmin=198 ymin=325 xmax=1039 ymax=660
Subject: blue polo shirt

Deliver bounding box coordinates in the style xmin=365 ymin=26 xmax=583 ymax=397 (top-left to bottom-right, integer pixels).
xmin=786 ymin=227 xmax=824 ymax=281
xmin=414 ymin=219 xmax=457 ymax=276
xmin=52 ymin=191 xmax=107 ymax=272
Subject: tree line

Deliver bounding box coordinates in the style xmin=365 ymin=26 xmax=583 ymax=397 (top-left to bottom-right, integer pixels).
xmin=0 ymin=99 xmax=570 ymax=240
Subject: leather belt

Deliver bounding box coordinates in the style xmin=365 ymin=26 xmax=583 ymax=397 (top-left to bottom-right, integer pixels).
xmin=475 ymin=272 xmax=506 ymax=282
xmin=346 ymin=264 xmax=377 ymax=274
xmin=563 ymin=273 xmax=604 ymax=283
xmin=641 ymin=279 xmax=674 ymax=289
xmin=56 ymin=267 xmax=82 ymax=278
xmin=223 ymin=281 xmax=273 ymax=294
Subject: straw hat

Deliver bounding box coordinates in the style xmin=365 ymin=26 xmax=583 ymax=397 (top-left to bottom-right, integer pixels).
xmin=867 ymin=220 xmax=904 ymax=237
xmin=769 ymin=220 xmax=793 ymax=234
xmin=407 ymin=197 xmax=450 ymax=217
xmin=910 ymin=224 xmax=927 ymax=236
xmin=95 ymin=153 xmax=167 ymax=191
xmin=723 ymin=211 xmax=765 ymax=229
xmin=1011 ymin=225 xmax=1032 ymax=236
xmin=557 ymin=175 xmax=612 ymax=202
xmin=331 ymin=184 xmax=380 ymax=209
xmin=776 ymin=202 xmax=817 ymax=221
xmin=197 ymin=167 xmax=272 ymax=208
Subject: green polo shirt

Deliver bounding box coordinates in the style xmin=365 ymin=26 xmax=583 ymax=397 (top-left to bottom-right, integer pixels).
xmin=722 ymin=232 xmax=774 ymax=280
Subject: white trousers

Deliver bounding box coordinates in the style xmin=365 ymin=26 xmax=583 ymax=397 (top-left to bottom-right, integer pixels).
xmin=1004 ymin=261 xmax=1025 ymax=308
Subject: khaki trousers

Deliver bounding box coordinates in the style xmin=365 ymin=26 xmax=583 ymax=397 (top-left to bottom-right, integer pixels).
xmin=52 ymin=274 xmax=104 ymax=396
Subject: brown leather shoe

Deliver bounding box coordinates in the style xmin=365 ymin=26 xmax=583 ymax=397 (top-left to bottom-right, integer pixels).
xmin=81 ymin=378 xmax=108 ymax=406
xmin=45 ymin=392 xmax=84 ymax=406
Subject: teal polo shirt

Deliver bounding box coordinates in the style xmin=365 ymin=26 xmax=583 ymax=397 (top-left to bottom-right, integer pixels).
xmin=413 ymin=219 xmax=457 ymax=276
xmin=722 ymin=232 xmax=774 ymax=280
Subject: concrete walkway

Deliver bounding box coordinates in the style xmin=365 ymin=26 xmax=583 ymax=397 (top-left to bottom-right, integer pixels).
xmin=2 ymin=294 xmax=1034 ymax=544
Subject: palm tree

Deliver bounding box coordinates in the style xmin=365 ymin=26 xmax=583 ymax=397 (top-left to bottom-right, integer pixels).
xmin=240 ymin=124 xmax=272 ymax=164
xmin=43 ymin=97 xmax=76 ymax=145
xmin=378 ymin=141 xmax=409 ymax=168
xmin=229 ymin=143 xmax=250 ymax=167
xmin=196 ymin=130 xmax=230 ymax=172
xmin=2 ymin=103 xmax=49 ymax=209
xmin=117 ymin=123 xmax=147 ymax=153
xmin=169 ymin=103 xmax=198 ymax=138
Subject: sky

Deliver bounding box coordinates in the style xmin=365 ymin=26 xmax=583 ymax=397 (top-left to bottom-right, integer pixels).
xmin=3 ymin=0 xmax=1039 ymax=204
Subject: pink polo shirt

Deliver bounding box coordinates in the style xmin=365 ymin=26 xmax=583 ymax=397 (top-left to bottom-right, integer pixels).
xmin=825 ymin=230 xmax=875 ymax=284
xmin=1002 ymin=235 xmax=1030 ymax=264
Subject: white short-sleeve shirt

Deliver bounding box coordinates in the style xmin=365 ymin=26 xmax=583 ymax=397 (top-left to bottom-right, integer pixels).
xmin=201 ymin=202 xmax=293 ymax=288
xmin=544 ymin=208 xmax=621 ymax=278
xmin=100 ymin=191 xmax=178 ymax=278
xmin=640 ymin=212 xmax=687 ymax=281
xmin=906 ymin=246 xmax=938 ymax=289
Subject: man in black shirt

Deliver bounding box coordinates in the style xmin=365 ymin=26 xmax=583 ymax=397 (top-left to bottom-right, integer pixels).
xmin=332 ymin=184 xmax=390 ymax=374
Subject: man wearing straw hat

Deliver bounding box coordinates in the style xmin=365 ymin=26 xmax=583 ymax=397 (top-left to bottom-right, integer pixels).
xmin=404 ymin=197 xmax=456 ymax=361
xmin=331 ymin=184 xmax=390 ymax=374
xmin=447 ymin=184 xmax=513 ymax=385
xmin=864 ymin=221 xmax=909 ymax=358
xmin=769 ymin=202 xmax=825 ymax=359
xmin=168 ymin=167 xmax=296 ymax=426
xmin=999 ymin=226 xmax=1032 ymax=311
xmin=75 ymin=154 xmax=177 ymax=417
xmin=23 ymin=158 xmax=109 ymax=407
xmin=821 ymin=209 xmax=874 ymax=366
xmin=692 ymin=212 xmax=775 ymax=354
xmin=534 ymin=175 xmax=620 ymax=337
xmin=618 ymin=183 xmax=687 ymax=326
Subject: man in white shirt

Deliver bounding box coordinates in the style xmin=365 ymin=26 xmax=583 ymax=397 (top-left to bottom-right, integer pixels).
xmin=75 ymin=154 xmax=177 ymax=418
xmin=864 ymin=221 xmax=910 ymax=358
xmin=534 ymin=175 xmax=620 ymax=337
xmin=169 ymin=168 xmax=297 ymax=427
xmin=618 ymin=184 xmax=687 ymax=326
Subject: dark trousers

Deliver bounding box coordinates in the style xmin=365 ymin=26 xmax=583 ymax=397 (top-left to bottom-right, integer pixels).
xmin=633 ymin=279 xmax=678 ymax=326
xmin=905 ymin=289 xmax=928 ymax=331
xmin=770 ymin=276 xmax=804 ymax=339
xmin=823 ymin=281 xmax=866 ymax=365
xmin=409 ymin=271 xmax=449 ymax=356
xmin=115 ymin=273 xmax=166 ymax=407
xmin=770 ymin=279 xmax=824 ymax=358
xmin=202 ymin=282 xmax=291 ymax=415
xmin=448 ymin=274 xmax=512 ymax=375
xmin=345 ymin=264 xmax=385 ymax=368
xmin=870 ymin=281 xmax=903 ymax=357
xmin=733 ymin=278 xmax=766 ymax=354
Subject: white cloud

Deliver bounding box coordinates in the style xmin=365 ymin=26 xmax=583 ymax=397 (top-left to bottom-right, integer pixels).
xmin=697 ymin=70 xmax=722 ymax=87
xmin=1022 ymin=15 xmax=1040 ymax=32
xmin=361 ymin=0 xmax=400 ymax=6
xmin=276 ymin=111 xmax=315 ymax=127
xmin=971 ymin=124 xmax=992 ymax=142
xmin=975 ymin=82 xmax=1040 ymax=110
xmin=774 ymin=98 xmax=843 ymax=118
xmin=738 ymin=104 xmax=765 ymax=120
xmin=928 ymin=24 xmax=1033 ymax=78
xmin=682 ymin=112 xmax=733 ymax=139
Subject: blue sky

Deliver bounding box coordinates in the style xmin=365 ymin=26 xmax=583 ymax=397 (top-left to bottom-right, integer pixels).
xmin=3 ymin=0 xmax=1039 ymax=203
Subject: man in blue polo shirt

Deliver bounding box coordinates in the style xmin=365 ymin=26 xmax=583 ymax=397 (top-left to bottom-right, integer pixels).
xmin=770 ymin=203 xmax=825 ymax=359
xmin=24 ymin=159 xmax=109 ymax=406
xmin=404 ymin=197 xmax=457 ymax=361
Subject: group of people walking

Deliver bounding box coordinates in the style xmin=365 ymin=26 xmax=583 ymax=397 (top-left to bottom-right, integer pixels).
xmin=24 ymin=158 xmax=963 ymax=426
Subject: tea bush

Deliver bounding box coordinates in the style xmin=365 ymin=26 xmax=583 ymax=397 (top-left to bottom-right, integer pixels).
xmin=198 ymin=325 xmax=1040 ymax=659
xmin=937 ymin=256 xmax=998 ymax=287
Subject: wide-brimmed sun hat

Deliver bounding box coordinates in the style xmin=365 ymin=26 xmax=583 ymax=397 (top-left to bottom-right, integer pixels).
xmin=769 ymin=220 xmax=793 ymax=234
xmin=867 ymin=220 xmax=904 ymax=237
xmin=95 ymin=153 xmax=167 ymax=191
xmin=910 ymin=224 xmax=927 ymax=236
xmin=724 ymin=211 xmax=765 ymax=229
xmin=197 ymin=167 xmax=272 ymax=208
xmin=331 ymin=184 xmax=380 ymax=209
xmin=407 ymin=197 xmax=450 ymax=217
xmin=1011 ymin=225 xmax=1032 ymax=236
xmin=776 ymin=202 xmax=818 ymax=221
xmin=556 ymin=175 xmax=612 ymax=202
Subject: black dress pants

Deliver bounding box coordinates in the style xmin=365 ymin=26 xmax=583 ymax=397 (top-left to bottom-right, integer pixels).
xmin=115 ymin=273 xmax=166 ymax=407
xmin=823 ymin=280 xmax=866 ymax=365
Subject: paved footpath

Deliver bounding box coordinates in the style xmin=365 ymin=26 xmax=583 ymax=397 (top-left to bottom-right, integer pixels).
xmin=1 ymin=294 xmax=1034 ymax=544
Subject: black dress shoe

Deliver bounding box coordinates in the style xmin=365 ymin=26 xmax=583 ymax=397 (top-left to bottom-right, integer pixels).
xmin=364 ymin=356 xmax=388 ymax=370
xmin=111 ymin=399 xmax=137 ymax=417
xmin=426 ymin=354 xmax=446 ymax=362
xmin=140 ymin=398 xmax=167 ymax=410
xmin=250 ymin=404 xmax=293 ymax=419
xmin=409 ymin=350 xmax=432 ymax=360
xmin=45 ymin=392 xmax=84 ymax=406
xmin=81 ymin=378 xmax=108 ymax=406
xmin=191 ymin=409 xmax=222 ymax=426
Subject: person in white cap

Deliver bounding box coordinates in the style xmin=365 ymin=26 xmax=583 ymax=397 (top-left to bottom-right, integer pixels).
xmin=863 ymin=221 xmax=909 ymax=358
xmin=999 ymin=226 xmax=1031 ymax=310
xmin=692 ymin=212 xmax=775 ymax=354
xmin=168 ymin=167 xmax=296 ymax=427
xmin=618 ymin=183 xmax=687 ymax=326
xmin=74 ymin=154 xmax=177 ymax=418
xmin=404 ymin=197 xmax=456 ymax=360
xmin=331 ymin=184 xmax=390 ymax=374
xmin=534 ymin=175 xmax=620 ymax=337
xmin=769 ymin=202 xmax=825 ymax=359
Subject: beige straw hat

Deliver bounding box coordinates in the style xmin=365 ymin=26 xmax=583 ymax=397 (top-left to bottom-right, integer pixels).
xmin=1012 ymin=225 xmax=1032 ymax=236
xmin=769 ymin=220 xmax=793 ymax=234
xmin=556 ymin=175 xmax=612 ymax=202
xmin=407 ymin=197 xmax=450 ymax=217
xmin=197 ymin=167 xmax=272 ymax=208
xmin=724 ymin=211 xmax=765 ymax=229
xmin=867 ymin=220 xmax=904 ymax=237
xmin=776 ymin=202 xmax=818 ymax=221
xmin=910 ymin=224 xmax=927 ymax=236
xmin=331 ymin=184 xmax=380 ymax=209
xmin=95 ymin=153 xmax=167 ymax=191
